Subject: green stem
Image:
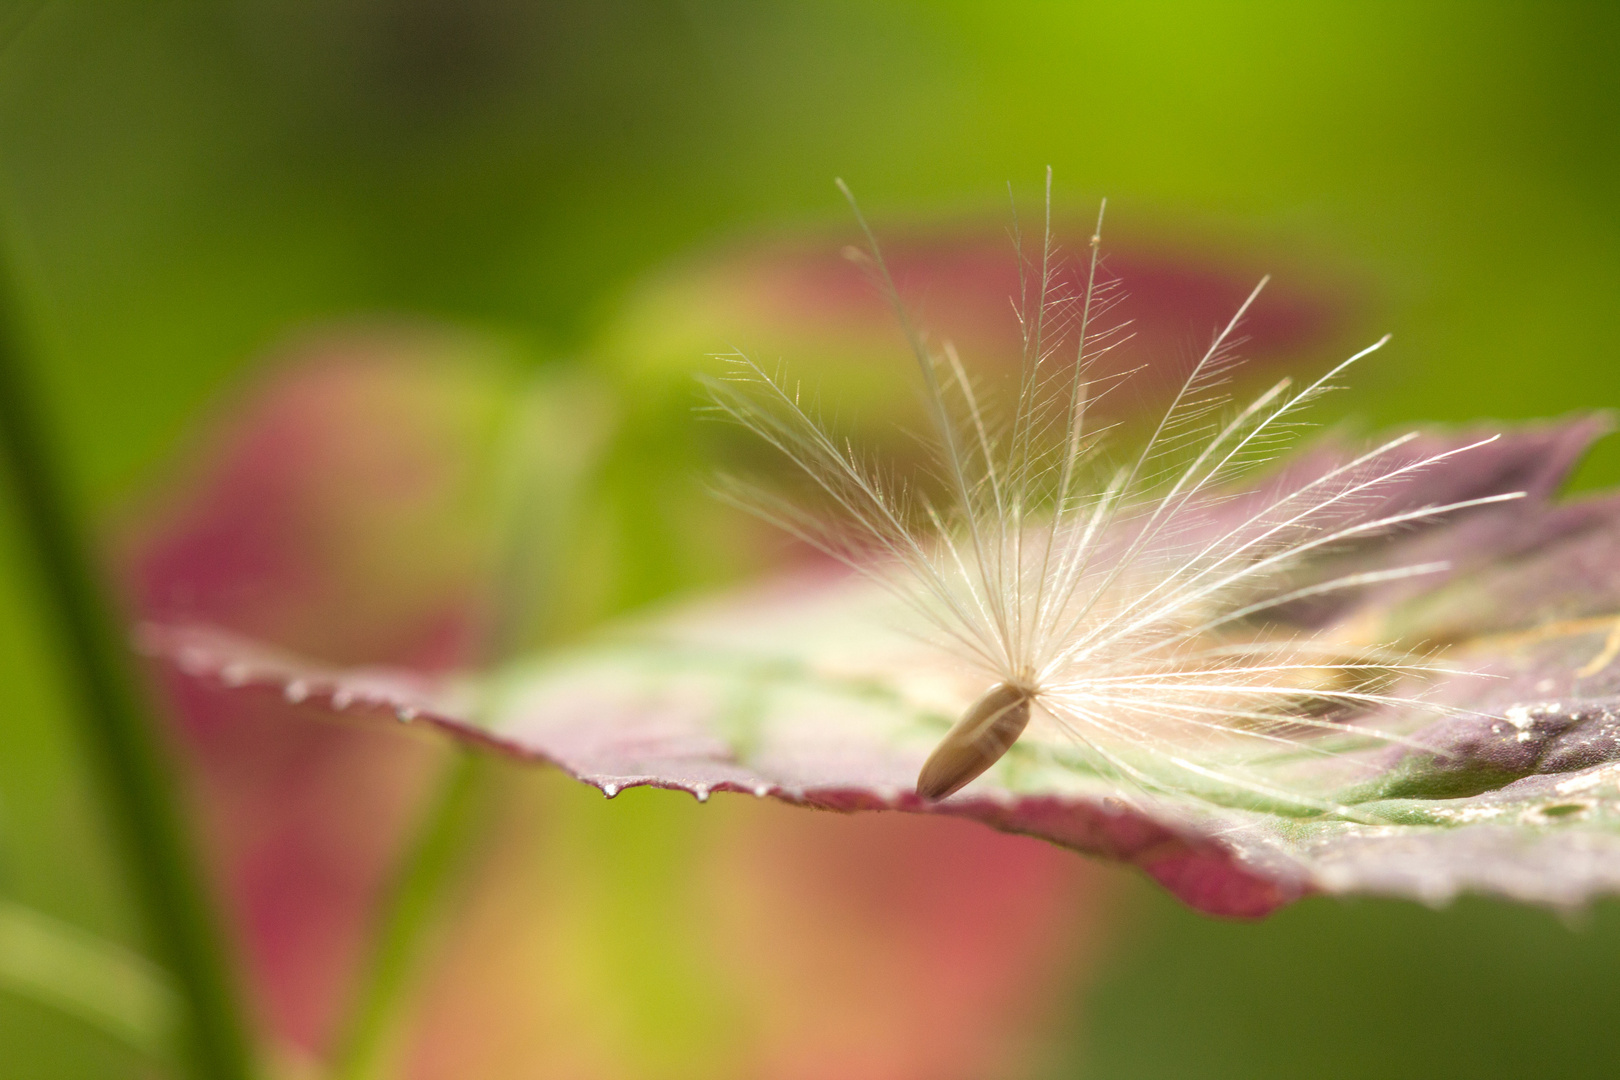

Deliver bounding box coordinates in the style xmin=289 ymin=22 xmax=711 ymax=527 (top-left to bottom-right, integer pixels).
xmin=0 ymin=261 xmax=256 ymax=1076
xmin=327 ymin=370 xmax=572 ymax=1078
xmin=329 ymin=751 xmax=488 ymax=1080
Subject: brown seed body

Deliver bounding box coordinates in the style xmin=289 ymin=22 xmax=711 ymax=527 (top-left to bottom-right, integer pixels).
xmin=916 ymin=682 xmax=1032 ymax=799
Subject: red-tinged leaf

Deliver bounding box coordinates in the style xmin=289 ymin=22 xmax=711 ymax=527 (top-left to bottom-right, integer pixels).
xmin=140 ymin=418 xmax=1620 ymax=919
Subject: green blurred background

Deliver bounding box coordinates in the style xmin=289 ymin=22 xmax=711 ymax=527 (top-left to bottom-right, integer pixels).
xmin=0 ymin=1 xmax=1616 ymax=1077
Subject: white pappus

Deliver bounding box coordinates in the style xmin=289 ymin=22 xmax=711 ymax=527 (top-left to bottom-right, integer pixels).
xmin=702 ymin=172 xmax=1522 ymax=814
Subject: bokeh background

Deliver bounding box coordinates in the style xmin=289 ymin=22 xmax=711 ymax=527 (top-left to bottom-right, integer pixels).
xmin=0 ymin=2 xmax=1617 ymax=1077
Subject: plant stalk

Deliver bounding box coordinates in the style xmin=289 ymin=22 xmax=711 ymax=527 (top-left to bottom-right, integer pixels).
xmin=0 ymin=259 xmax=257 ymax=1077
xmin=328 ymin=750 xmax=487 ymax=1080
xmin=325 ymin=369 xmax=586 ymax=1075
xmin=327 ymin=369 xmax=580 ymax=1078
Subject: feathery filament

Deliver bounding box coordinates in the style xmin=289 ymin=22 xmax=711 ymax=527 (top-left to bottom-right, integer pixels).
xmin=704 ymin=173 xmax=1519 ymax=813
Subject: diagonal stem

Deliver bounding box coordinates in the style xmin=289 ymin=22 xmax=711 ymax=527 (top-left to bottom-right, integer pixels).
xmin=328 ymin=750 xmax=489 ymax=1080
xmin=329 ymin=370 xmax=566 ymax=1078
xmin=0 ymin=253 xmax=257 ymax=1076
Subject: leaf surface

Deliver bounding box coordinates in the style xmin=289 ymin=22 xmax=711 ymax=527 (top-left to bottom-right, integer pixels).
xmin=140 ymin=419 xmax=1620 ymax=917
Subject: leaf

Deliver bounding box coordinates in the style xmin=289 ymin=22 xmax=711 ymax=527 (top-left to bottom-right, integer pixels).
xmin=0 ymin=898 xmax=179 ymax=1058
xmin=604 ymin=225 xmax=1348 ymax=396
xmin=139 ymin=419 xmax=1620 ymax=918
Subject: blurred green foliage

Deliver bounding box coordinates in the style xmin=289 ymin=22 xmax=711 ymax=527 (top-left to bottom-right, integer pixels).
xmin=0 ymin=1 xmax=1615 ymax=1076
xmin=1075 ymin=887 xmax=1620 ymax=1080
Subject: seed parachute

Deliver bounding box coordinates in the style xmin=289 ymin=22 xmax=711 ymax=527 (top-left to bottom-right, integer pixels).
xmin=703 ymin=172 xmax=1520 ymax=814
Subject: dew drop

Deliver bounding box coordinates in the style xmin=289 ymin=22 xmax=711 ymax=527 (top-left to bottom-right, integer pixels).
xmin=752 ymin=783 xmax=770 ymax=798
xmin=332 ymin=689 xmax=353 ymax=710
xmin=221 ymin=662 xmax=249 ymax=687
xmin=602 ymin=783 xmax=619 ymax=799
xmin=396 ymin=706 xmax=418 ymax=723
xmin=693 ymin=785 xmax=711 ymax=803
xmin=284 ymin=679 xmax=308 ymax=704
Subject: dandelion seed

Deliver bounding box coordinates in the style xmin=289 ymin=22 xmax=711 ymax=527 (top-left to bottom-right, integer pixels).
xmin=705 ymin=171 xmax=1523 ymax=814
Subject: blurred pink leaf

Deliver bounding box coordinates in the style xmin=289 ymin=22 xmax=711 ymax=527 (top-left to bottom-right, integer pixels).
xmin=124 ymin=320 xmax=1111 ymax=1075
xmin=402 ymin=779 xmax=1105 ymax=1080
xmin=608 ymin=225 xmax=1349 ymax=388
xmin=122 ymin=328 xmax=525 ymax=1056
